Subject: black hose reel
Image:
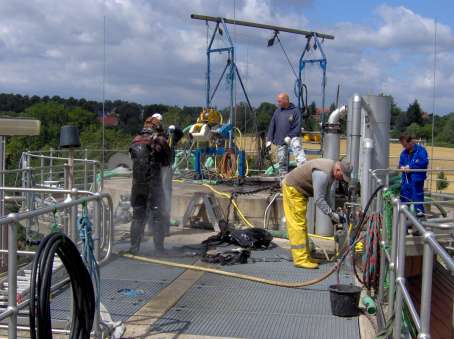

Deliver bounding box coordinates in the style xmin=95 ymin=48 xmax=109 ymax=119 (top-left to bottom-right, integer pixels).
xmin=29 ymin=233 xmax=95 ymax=339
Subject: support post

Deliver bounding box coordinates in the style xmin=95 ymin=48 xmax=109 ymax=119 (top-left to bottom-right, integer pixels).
xmin=393 ymin=207 xmax=408 ymax=339
xmin=418 ymin=233 xmax=434 ymax=339
xmin=377 ymin=188 xmax=387 ymax=303
xmin=84 ymin=148 xmax=88 ymax=191
xmin=8 ymin=221 xmax=17 ymax=339
xmin=93 ymin=197 xmax=101 ymax=338
xmin=388 ymin=200 xmax=400 ymax=318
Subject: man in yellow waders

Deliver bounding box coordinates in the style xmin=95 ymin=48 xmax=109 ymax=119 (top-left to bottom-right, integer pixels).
xmin=282 ymin=159 xmax=352 ymax=269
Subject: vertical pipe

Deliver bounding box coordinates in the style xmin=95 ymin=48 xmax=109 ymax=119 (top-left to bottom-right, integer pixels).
xmin=26 ymin=167 xmax=32 ymax=240
xmin=361 ymin=138 xmax=373 ymax=208
xmin=8 ymin=221 xmax=17 ymax=339
xmin=93 ymin=197 xmax=101 ymax=338
xmin=388 ymin=200 xmax=400 ymax=318
xmin=70 ymin=188 xmax=78 ymax=242
xmin=84 ymin=149 xmax=88 ymax=191
xmin=350 ymin=94 xmax=362 ymax=182
xmin=393 ymin=207 xmax=408 ymax=339
xmin=40 ymin=155 xmax=44 ymax=187
xmin=378 ymin=188 xmax=387 ymax=304
xmin=92 ymin=163 xmax=97 ymax=192
xmin=49 ymin=148 xmax=53 ymax=181
xmin=0 ymin=137 xmax=4 ymax=269
xmin=418 ymin=233 xmax=434 ymax=339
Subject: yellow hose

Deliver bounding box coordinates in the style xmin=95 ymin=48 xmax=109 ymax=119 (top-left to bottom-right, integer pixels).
xmin=174 ymin=180 xmax=334 ymax=240
xmin=121 ymin=253 xmax=337 ymax=288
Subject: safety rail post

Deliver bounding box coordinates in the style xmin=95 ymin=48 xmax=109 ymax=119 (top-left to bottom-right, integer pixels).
xmin=377 ymin=187 xmax=387 ymax=303
xmin=388 ymin=198 xmax=400 ymax=318
xmin=25 ymin=166 xmax=33 ymax=241
xmin=93 ymin=195 xmax=101 ymax=338
xmin=92 ymin=163 xmax=97 ymax=192
xmin=393 ymin=206 xmax=409 ymax=339
xmin=418 ymin=232 xmax=435 ymax=339
xmin=84 ymin=149 xmax=88 ymax=191
xmin=7 ymin=219 xmax=17 ymax=339
xmin=70 ymin=188 xmax=78 ymax=242
xmin=49 ymin=148 xmax=54 ymax=181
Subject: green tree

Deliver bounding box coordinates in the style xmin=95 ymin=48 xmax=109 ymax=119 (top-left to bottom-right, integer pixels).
xmin=406 ymin=100 xmax=423 ymax=126
xmin=255 ymin=102 xmax=276 ymax=133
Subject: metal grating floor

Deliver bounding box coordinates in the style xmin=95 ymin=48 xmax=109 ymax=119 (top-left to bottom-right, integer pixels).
xmin=152 ymin=246 xmax=360 ymax=339
xmin=50 ymin=237 xmax=193 ymax=322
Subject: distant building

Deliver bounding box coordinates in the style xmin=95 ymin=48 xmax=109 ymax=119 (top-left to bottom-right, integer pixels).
xmin=98 ymin=112 xmax=119 ymax=127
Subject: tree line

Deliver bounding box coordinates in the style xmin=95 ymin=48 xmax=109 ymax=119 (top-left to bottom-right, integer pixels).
xmin=1 ymin=93 xmax=453 ymax=168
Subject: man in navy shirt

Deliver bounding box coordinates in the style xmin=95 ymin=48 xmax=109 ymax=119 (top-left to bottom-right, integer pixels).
xmin=398 ymin=134 xmax=429 ymax=217
xmin=266 ymin=93 xmax=306 ymax=175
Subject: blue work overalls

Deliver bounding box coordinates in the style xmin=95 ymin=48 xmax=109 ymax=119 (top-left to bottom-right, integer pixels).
xmin=399 ymin=144 xmax=428 ymax=214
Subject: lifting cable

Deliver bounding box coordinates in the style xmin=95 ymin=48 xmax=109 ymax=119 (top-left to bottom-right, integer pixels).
xmin=123 ymin=185 xmax=385 ymax=289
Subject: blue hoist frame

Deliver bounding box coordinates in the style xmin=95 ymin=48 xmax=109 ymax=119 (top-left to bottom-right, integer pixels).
xmin=296 ymin=33 xmax=327 ymax=126
xmin=194 ymin=18 xmax=254 ymax=178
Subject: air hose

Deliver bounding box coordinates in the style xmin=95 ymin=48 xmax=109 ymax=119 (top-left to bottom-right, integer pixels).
xmin=122 ymin=184 xmax=385 ymax=289
xmin=29 ymin=233 xmax=95 ymax=339
xmin=122 ymin=183 xmax=386 ymax=289
xmin=122 ymin=253 xmax=337 ymax=288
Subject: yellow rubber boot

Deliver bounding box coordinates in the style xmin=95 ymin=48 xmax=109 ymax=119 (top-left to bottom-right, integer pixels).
xmin=282 ymin=183 xmax=319 ymax=269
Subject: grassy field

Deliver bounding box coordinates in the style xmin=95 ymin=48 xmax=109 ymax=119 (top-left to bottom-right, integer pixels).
xmin=240 ymin=136 xmax=454 ymax=193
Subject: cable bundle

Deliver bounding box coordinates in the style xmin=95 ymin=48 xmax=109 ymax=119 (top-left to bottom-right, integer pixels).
xmin=29 ymin=233 xmax=95 ymax=339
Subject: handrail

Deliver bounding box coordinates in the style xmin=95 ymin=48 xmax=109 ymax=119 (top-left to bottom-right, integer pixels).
xmin=0 ymin=188 xmax=113 ymax=338
xmin=369 ymin=170 xmax=454 ymax=338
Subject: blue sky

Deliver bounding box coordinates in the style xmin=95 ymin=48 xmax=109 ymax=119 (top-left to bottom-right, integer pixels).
xmin=0 ymin=0 xmax=453 ymax=114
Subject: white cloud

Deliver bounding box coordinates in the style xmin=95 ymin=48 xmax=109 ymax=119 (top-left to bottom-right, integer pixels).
xmin=0 ymin=0 xmax=452 ymax=115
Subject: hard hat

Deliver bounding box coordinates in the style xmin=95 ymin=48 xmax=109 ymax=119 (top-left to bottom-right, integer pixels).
xmin=151 ymin=113 xmax=162 ymax=121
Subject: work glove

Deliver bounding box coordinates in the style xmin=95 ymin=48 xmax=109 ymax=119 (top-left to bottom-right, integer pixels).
xmin=284 ymin=136 xmax=291 ymax=145
xmin=266 ymin=141 xmax=272 ymax=150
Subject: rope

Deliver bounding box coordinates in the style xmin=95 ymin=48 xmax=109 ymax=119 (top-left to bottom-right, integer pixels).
xmin=78 ymin=202 xmax=100 ymax=306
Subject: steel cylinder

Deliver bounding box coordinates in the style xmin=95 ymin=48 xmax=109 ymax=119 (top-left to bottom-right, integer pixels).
xmin=361 ymin=95 xmax=392 ymax=174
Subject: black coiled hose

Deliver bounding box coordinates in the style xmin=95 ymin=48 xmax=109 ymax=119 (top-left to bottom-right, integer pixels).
xmin=29 ymin=233 xmax=95 ymax=339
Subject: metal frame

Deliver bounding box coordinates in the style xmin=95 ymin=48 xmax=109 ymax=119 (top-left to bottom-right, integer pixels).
xmin=370 ymin=168 xmax=454 ymax=339
xmin=297 ymin=34 xmax=327 ymax=124
xmin=1 ymin=148 xmax=113 ymax=338
xmin=0 ymin=190 xmax=113 ymax=339
xmin=204 ymin=18 xmax=254 ymax=147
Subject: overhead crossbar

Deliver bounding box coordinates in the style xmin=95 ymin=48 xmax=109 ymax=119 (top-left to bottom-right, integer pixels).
xmin=191 ymin=14 xmax=335 ymax=40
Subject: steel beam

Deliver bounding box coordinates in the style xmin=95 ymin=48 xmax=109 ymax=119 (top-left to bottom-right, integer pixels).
xmin=191 ymin=14 xmax=335 ymax=40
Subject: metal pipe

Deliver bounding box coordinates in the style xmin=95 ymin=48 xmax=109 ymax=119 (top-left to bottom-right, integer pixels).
xmin=26 ymin=153 xmax=98 ymax=164
xmin=94 ymin=197 xmax=101 ymax=338
xmin=327 ymin=105 xmax=347 ymax=124
xmin=190 ymin=14 xmax=335 ymax=39
xmin=393 ymin=206 xmax=409 ymax=338
xmin=397 ymin=278 xmax=422 ymax=332
xmin=263 ymin=192 xmax=281 ymax=229
xmin=361 ymin=138 xmax=374 ymax=208
xmin=84 ymin=149 xmax=88 ymax=191
xmin=418 ymin=233 xmax=434 ymax=339
xmin=350 ymin=94 xmax=362 ymax=182
xmin=388 ymin=199 xmax=400 ymax=318
xmin=8 ymin=221 xmax=17 ymax=339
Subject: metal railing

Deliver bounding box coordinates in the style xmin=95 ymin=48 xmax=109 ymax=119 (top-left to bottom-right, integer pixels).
xmin=0 ymin=148 xmax=114 ymax=338
xmin=370 ymin=168 xmax=454 ymax=339
xmin=0 ymin=189 xmax=113 ymax=339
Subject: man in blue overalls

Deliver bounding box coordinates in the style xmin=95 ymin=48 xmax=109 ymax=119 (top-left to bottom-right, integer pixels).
xmin=398 ymin=134 xmax=428 ymax=218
